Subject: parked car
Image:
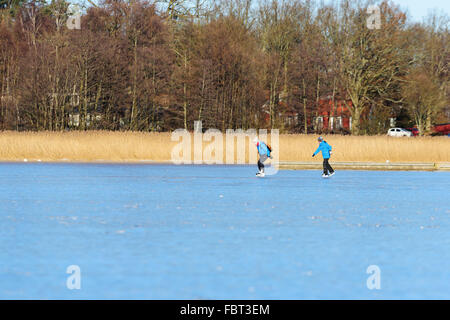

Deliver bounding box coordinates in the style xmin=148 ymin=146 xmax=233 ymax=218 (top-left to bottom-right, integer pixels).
xmin=387 ymin=128 xmax=412 ymax=137
xmin=433 ymin=123 xmax=450 ymax=136
xmin=405 ymin=124 xmax=450 ymax=136
xmin=406 ymin=127 xmax=419 ymax=136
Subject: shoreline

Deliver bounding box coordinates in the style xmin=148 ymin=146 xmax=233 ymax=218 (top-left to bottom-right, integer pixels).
xmin=1 ymin=159 xmax=449 ymax=171
xmin=278 ymin=161 xmax=450 ymax=171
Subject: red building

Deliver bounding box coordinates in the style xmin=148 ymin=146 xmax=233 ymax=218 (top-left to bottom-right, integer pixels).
xmin=260 ymin=93 xmax=387 ymax=133
xmin=315 ymin=96 xmax=353 ymax=132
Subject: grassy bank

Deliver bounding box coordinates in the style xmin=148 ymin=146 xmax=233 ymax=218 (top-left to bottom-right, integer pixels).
xmin=0 ymin=131 xmax=449 ymax=163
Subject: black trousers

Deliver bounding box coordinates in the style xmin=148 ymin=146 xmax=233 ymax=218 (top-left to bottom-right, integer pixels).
xmin=258 ymin=154 xmax=268 ymax=171
xmin=323 ymin=158 xmax=334 ymax=175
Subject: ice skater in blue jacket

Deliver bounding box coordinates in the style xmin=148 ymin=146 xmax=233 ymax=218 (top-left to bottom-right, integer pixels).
xmin=253 ymin=136 xmax=272 ymax=177
xmin=312 ymin=136 xmax=335 ymax=177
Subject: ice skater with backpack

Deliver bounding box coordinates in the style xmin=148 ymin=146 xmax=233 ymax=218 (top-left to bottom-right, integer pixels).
xmin=253 ymin=136 xmax=272 ymax=177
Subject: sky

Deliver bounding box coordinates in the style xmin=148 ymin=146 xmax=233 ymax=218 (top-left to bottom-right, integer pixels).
xmin=389 ymin=0 xmax=449 ymax=22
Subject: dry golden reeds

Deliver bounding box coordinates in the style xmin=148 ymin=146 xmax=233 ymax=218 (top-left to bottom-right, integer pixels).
xmin=0 ymin=131 xmax=448 ymax=163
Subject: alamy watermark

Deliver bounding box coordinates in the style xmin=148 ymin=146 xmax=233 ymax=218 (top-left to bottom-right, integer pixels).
xmin=366 ymin=265 xmax=381 ymax=290
xmin=66 ymin=265 xmax=81 ymax=290
xmin=367 ymin=5 xmax=381 ymax=30
xmin=66 ymin=4 xmax=81 ymax=30
xmin=171 ymin=121 xmax=279 ymax=175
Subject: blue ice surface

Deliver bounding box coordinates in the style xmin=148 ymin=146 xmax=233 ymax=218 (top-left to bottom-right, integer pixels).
xmin=0 ymin=163 xmax=449 ymax=299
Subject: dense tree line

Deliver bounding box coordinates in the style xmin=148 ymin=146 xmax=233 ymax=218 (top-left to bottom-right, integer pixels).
xmin=0 ymin=0 xmax=448 ymax=134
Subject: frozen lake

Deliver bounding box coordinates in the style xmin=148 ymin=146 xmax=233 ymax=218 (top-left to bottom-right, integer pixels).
xmin=0 ymin=163 xmax=449 ymax=299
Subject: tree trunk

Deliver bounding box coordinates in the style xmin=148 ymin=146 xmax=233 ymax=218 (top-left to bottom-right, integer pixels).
xmin=130 ymin=38 xmax=138 ymax=130
xmin=417 ymin=116 xmax=424 ymax=137
xmin=302 ymin=78 xmax=307 ymax=134
xmin=352 ymin=107 xmax=362 ymax=135
xmin=183 ymin=54 xmax=188 ymax=130
xmin=425 ymin=108 xmax=432 ymax=135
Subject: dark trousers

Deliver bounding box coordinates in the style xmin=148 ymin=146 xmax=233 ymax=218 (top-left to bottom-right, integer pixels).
xmin=323 ymin=158 xmax=334 ymax=175
xmin=258 ymin=154 xmax=268 ymax=172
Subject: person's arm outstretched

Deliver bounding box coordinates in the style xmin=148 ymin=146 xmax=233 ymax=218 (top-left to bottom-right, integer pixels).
xmin=312 ymin=145 xmax=321 ymax=157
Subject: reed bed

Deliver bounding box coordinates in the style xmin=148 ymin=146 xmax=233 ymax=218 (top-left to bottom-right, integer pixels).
xmin=0 ymin=131 xmax=448 ymax=163
xmin=279 ymin=134 xmax=450 ymax=163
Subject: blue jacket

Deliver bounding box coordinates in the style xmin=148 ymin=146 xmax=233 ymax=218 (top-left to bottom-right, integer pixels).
xmin=313 ymin=141 xmax=332 ymax=159
xmin=257 ymin=141 xmax=271 ymax=157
